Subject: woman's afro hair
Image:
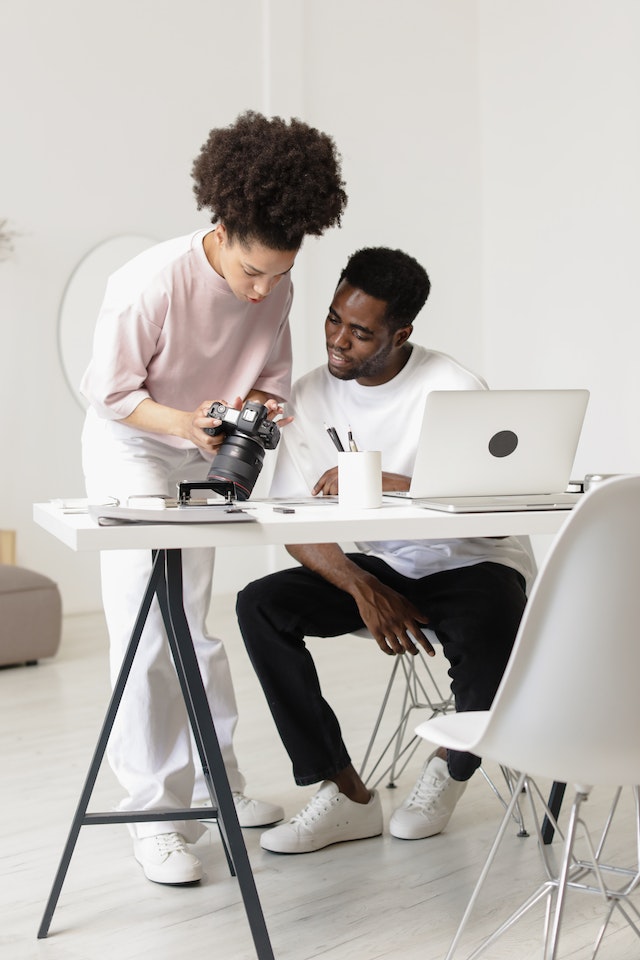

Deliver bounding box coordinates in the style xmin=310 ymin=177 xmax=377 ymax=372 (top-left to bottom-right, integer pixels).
xmin=192 ymin=110 xmax=347 ymax=250
xmin=340 ymin=247 xmax=431 ymax=328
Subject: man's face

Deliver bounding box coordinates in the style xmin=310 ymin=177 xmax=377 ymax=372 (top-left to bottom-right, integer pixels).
xmin=325 ymin=280 xmax=410 ymax=386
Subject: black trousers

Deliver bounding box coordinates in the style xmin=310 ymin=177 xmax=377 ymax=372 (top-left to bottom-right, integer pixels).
xmin=236 ymin=557 xmax=527 ymax=783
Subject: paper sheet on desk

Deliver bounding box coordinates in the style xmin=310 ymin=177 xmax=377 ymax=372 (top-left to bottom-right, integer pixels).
xmin=256 ymin=496 xmax=339 ymax=506
xmin=88 ymin=504 xmax=257 ymax=525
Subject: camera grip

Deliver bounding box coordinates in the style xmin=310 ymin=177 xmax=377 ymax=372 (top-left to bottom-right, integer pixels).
xmin=204 ymin=401 xmax=228 ymax=437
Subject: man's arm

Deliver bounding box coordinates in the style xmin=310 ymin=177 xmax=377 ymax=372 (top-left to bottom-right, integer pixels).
xmin=311 ymin=468 xmax=411 ymax=497
xmin=285 ymin=542 xmax=434 ymax=658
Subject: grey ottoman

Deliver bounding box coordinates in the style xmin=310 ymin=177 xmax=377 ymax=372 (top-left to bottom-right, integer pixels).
xmin=0 ymin=565 xmax=62 ymax=666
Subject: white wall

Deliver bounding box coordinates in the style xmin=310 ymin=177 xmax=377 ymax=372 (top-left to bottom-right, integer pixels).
xmin=2 ymin=1 xmax=637 ymax=614
xmin=0 ymin=0 xmax=266 ymax=607
xmin=293 ymin=1 xmax=483 ymax=379
xmin=1 ymin=0 xmax=482 ymax=611
xmin=479 ymin=0 xmax=640 ymax=479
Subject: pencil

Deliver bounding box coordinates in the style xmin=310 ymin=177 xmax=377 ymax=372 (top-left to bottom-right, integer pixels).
xmin=324 ymin=423 xmax=345 ymax=452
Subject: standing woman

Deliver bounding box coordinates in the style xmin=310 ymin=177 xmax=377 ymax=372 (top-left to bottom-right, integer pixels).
xmin=81 ymin=111 xmax=347 ymax=885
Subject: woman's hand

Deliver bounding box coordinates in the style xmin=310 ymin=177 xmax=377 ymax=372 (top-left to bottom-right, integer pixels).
xmin=119 ymin=397 xmax=224 ymax=455
xmin=186 ymin=400 xmax=228 ymax=456
xmin=191 ymin=395 xmax=293 ymax=457
xmin=121 ymin=393 xmax=292 ymax=458
xmin=246 ymin=392 xmax=293 ymax=429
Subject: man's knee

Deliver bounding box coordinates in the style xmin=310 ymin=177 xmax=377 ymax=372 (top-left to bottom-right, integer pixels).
xmin=236 ymin=571 xmax=293 ymax=632
xmin=237 ymin=575 xmax=270 ymax=625
xmin=236 ymin=576 xmax=260 ymax=613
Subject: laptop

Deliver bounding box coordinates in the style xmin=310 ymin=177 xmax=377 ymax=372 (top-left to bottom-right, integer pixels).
xmin=386 ymin=389 xmax=589 ymax=512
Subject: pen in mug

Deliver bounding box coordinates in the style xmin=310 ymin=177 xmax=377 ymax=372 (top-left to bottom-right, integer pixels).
xmin=348 ymin=428 xmax=359 ymax=452
xmin=324 ymin=423 xmax=345 ymax=452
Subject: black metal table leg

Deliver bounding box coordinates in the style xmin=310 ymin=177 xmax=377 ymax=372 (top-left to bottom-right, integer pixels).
xmin=38 ymin=550 xmax=165 ymax=940
xmin=38 ymin=548 xmax=275 ymax=960
xmin=159 ymin=549 xmax=275 ymax=960
xmin=542 ymin=781 xmax=566 ymax=845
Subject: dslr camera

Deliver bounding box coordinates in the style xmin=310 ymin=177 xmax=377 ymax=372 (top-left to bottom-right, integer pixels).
xmin=204 ymin=400 xmax=280 ymax=500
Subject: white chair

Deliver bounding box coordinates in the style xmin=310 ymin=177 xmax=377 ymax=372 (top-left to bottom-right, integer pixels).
xmin=415 ymin=475 xmax=640 ymax=960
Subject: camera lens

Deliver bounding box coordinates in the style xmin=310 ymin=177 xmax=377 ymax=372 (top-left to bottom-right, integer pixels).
xmin=206 ymin=435 xmax=266 ymax=501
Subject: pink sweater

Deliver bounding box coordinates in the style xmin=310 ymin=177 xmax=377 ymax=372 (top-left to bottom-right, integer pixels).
xmin=81 ymin=229 xmax=293 ymax=448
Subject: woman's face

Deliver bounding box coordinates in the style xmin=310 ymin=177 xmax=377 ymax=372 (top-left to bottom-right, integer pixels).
xmin=205 ymin=225 xmax=298 ymax=304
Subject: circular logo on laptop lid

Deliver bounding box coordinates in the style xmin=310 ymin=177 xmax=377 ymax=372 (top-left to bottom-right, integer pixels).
xmin=488 ymin=430 xmax=518 ymax=458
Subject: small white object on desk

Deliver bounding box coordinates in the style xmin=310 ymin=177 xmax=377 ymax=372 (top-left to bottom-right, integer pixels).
xmin=126 ymin=496 xmax=167 ymax=510
xmin=338 ymin=450 xmax=382 ymax=509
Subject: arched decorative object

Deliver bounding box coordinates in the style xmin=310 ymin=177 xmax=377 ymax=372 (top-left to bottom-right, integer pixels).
xmin=57 ymin=235 xmax=156 ymax=409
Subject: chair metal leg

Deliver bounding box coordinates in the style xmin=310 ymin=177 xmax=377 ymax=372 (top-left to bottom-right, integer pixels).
xmin=543 ymin=789 xmax=587 ymax=960
xmin=359 ymin=650 xmax=454 ymax=788
xmin=478 ymin=764 xmax=529 ymax=837
xmin=443 ymin=771 xmax=529 ymax=960
xmin=444 ymin=781 xmax=640 ymax=960
xmin=359 ymin=651 xmax=528 ymax=836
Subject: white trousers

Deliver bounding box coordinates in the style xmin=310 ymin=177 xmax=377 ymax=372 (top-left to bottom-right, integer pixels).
xmin=82 ymin=410 xmax=245 ymax=840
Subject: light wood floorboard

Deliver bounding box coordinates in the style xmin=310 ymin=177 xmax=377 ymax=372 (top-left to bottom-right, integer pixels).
xmin=1 ymin=602 xmax=638 ymax=959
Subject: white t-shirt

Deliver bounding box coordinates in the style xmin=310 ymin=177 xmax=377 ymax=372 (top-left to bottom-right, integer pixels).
xmin=80 ymin=228 xmax=293 ymax=449
xmin=271 ymin=344 xmax=535 ymax=586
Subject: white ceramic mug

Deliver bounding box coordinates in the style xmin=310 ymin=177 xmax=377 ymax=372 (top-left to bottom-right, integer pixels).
xmin=338 ymin=451 xmax=382 ymax=509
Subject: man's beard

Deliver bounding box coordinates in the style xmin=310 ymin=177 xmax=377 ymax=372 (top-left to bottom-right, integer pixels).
xmin=327 ymin=342 xmax=393 ymax=381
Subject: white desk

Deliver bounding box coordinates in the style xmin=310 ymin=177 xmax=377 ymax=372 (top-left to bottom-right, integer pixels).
xmin=33 ymin=499 xmax=570 ymax=958
xmin=35 ymin=498 xmax=567 ymax=551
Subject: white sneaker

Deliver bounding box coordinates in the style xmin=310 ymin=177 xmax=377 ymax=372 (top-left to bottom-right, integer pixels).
xmin=233 ymin=793 xmax=284 ymax=827
xmin=196 ymin=793 xmax=284 ymax=828
xmin=389 ymin=752 xmax=468 ymax=840
xmin=133 ymin=832 xmax=202 ymax=884
xmin=260 ymin=781 xmax=383 ymax=854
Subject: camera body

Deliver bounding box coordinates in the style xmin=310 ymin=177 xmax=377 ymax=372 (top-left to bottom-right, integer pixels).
xmin=204 ymin=400 xmax=280 ymax=501
xmin=204 ymin=400 xmax=280 ymax=449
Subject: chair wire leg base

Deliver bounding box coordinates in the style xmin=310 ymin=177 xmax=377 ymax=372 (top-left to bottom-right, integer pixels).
xmin=445 ymin=781 xmax=640 ymax=960
xmin=358 ymin=651 xmax=529 ymax=837
xmin=443 ymin=771 xmax=528 ymax=960
xmin=359 ymin=652 xmax=454 ymax=789
xmin=478 ymin=764 xmax=529 ymax=837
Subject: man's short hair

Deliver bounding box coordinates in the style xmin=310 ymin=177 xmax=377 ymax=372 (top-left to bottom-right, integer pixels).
xmin=339 ymin=247 xmax=431 ymax=329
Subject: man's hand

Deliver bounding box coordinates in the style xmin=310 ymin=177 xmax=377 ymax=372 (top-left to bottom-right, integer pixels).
xmin=381 ymin=471 xmax=411 ymax=493
xmin=351 ymin=576 xmax=433 ymax=657
xmin=286 ymin=542 xmax=434 ymax=658
xmin=311 ymin=468 xmax=411 ymax=498
xmin=312 ymin=466 xmax=339 ymax=497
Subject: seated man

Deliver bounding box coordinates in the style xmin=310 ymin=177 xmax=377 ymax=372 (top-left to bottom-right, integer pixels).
xmin=236 ymin=247 xmax=534 ymax=854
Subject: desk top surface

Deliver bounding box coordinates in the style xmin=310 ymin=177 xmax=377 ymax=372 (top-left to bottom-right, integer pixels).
xmin=34 ymin=499 xmax=570 ymax=552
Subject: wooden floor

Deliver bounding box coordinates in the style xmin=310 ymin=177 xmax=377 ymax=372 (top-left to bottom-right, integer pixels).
xmin=2 ymin=600 xmax=639 ymax=960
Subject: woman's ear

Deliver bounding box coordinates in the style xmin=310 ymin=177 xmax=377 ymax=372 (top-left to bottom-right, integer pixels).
xmin=213 ymin=222 xmax=228 ymax=246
